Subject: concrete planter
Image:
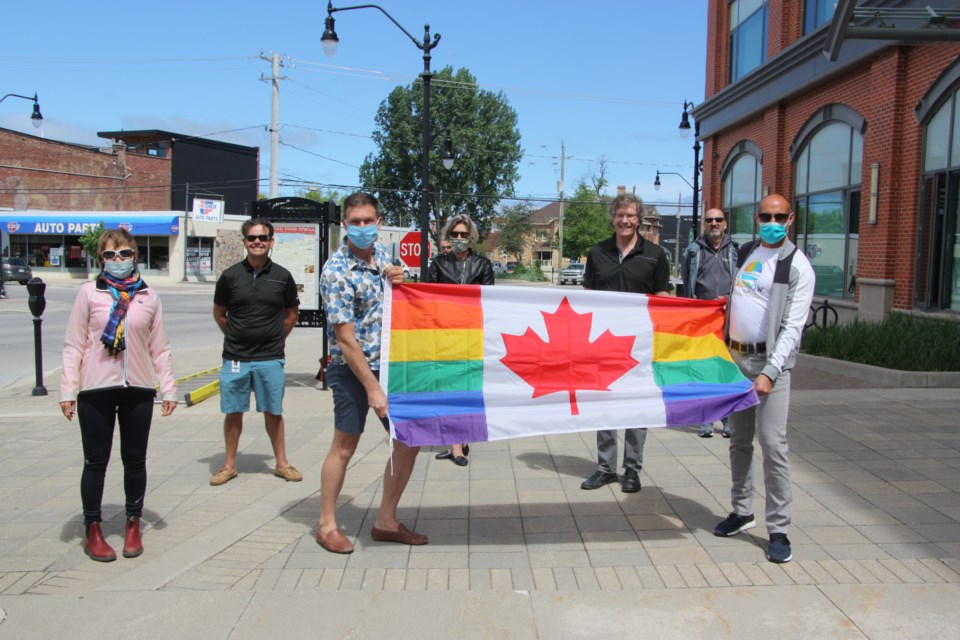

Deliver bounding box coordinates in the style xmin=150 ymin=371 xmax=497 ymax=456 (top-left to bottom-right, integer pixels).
xmin=798 ymin=353 xmax=960 ymax=388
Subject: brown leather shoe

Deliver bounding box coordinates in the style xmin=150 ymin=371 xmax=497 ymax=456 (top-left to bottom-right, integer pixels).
xmin=316 ymin=527 xmax=354 ymax=554
xmin=371 ymin=523 xmax=428 ymax=545
xmin=274 ymin=465 xmax=302 ymax=482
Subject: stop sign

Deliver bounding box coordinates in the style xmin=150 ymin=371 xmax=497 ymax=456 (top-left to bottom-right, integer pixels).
xmin=399 ymin=231 xmax=427 ymax=268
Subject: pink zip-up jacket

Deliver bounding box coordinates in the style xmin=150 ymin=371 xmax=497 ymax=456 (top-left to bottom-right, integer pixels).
xmin=61 ymin=279 xmax=177 ymax=402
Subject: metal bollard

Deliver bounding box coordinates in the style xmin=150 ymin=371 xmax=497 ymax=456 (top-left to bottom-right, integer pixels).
xmin=26 ymin=277 xmax=47 ymax=396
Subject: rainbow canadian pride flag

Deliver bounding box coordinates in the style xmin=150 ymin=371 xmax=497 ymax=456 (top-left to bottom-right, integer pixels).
xmin=380 ymin=283 xmax=759 ymax=447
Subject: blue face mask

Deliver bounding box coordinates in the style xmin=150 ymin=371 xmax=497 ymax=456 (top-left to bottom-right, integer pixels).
xmin=758 ymin=222 xmax=788 ymax=244
xmin=104 ymin=259 xmax=135 ymax=279
xmin=345 ymin=224 xmax=378 ymax=249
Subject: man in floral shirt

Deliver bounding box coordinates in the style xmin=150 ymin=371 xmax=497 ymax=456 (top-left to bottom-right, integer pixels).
xmin=315 ymin=192 xmax=425 ymax=554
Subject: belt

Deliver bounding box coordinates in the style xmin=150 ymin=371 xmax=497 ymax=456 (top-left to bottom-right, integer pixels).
xmin=728 ymin=339 xmax=766 ymax=354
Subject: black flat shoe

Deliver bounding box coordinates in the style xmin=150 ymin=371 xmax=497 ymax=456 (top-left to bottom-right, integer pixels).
xmin=435 ymin=450 xmax=453 ymax=460
xmin=620 ymin=469 xmax=642 ymax=493
xmin=462 ymin=444 xmax=470 ymax=456
xmin=580 ymin=470 xmax=618 ymax=490
xmin=452 ymin=455 xmax=469 ymax=467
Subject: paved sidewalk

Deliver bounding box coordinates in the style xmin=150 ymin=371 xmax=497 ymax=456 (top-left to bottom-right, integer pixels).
xmin=0 ymin=332 xmax=957 ymax=639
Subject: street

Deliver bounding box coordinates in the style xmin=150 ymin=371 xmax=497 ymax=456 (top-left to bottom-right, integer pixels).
xmin=0 ymin=281 xmax=230 ymax=390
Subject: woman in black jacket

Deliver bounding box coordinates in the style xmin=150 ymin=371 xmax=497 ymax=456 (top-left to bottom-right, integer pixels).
xmin=424 ymin=214 xmax=494 ymax=466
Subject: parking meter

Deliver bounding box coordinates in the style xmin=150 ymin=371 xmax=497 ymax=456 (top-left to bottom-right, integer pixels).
xmin=27 ymin=277 xmax=46 ymax=317
xmin=26 ymin=277 xmax=47 ymax=396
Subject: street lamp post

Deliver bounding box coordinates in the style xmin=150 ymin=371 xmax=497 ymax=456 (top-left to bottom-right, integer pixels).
xmin=678 ymin=101 xmax=701 ymax=234
xmin=321 ymin=1 xmax=442 ymax=268
xmin=0 ymin=93 xmax=43 ymax=129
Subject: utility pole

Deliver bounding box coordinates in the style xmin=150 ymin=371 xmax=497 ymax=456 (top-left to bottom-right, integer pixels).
xmin=557 ymin=141 xmax=566 ymax=283
xmin=260 ymin=52 xmax=286 ymax=198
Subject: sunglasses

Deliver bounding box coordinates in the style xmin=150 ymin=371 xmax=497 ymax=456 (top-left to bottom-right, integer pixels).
xmin=449 ymin=231 xmax=470 ymax=238
xmin=245 ymin=234 xmax=272 ymax=243
xmin=704 ymin=217 xmax=725 ymax=223
xmin=102 ymin=249 xmax=135 ymax=260
xmin=758 ymin=213 xmax=791 ymax=223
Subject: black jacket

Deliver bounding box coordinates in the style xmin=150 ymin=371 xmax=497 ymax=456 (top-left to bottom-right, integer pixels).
xmin=425 ymin=250 xmax=495 ymax=285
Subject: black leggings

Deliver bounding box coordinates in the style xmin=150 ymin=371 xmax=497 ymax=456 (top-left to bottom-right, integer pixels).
xmin=77 ymin=387 xmax=156 ymax=525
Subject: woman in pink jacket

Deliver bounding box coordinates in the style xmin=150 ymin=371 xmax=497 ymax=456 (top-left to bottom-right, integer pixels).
xmin=60 ymin=229 xmax=177 ymax=562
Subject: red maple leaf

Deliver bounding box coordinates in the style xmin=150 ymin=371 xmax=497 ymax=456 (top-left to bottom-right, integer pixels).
xmin=499 ymin=297 xmax=639 ymax=415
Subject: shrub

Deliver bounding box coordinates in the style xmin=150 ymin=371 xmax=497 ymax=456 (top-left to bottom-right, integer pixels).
xmin=802 ymin=312 xmax=960 ymax=371
xmin=498 ymin=263 xmax=546 ymax=282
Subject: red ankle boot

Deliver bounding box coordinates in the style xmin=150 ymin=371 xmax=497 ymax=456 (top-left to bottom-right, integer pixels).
xmin=83 ymin=523 xmax=116 ymax=562
xmin=123 ymin=516 xmax=143 ymax=558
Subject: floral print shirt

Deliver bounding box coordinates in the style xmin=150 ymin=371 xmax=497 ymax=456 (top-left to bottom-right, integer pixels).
xmin=320 ymin=242 xmax=391 ymax=369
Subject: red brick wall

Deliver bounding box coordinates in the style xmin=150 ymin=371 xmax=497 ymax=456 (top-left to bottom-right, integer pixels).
xmin=0 ymin=129 xmax=171 ymax=211
xmin=702 ymin=16 xmax=960 ymax=310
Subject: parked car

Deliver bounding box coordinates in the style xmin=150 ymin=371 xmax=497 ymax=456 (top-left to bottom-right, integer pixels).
xmin=505 ymin=261 xmax=518 ymax=274
xmin=2 ymin=258 xmax=32 ymax=285
xmin=390 ymin=258 xmax=412 ymax=279
xmin=559 ymin=262 xmax=585 ymax=285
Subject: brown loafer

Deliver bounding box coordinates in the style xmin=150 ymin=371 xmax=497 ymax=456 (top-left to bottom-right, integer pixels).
xmin=316 ymin=527 xmax=354 ymax=554
xmin=371 ymin=523 xmax=428 ymax=545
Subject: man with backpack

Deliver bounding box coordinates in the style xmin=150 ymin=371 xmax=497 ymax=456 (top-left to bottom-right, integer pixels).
xmin=680 ymin=207 xmax=738 ymax=437
xmin=713 ymin=194 xmax=815 ymax=565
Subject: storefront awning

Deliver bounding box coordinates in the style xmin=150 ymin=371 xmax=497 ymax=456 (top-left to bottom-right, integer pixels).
xmin=0 ymin=211 xmax=181 ymax=236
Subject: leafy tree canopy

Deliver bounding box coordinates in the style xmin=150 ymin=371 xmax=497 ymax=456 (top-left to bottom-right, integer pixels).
xmin=562 ymin=181 xmax=611 ymax=261
xmin=359 ymin=66 xmax=522 ymax=241
xmin=498 ymin=203 xmax=534 ymax=262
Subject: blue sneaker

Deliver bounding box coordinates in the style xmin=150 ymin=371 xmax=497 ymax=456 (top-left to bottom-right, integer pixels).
xmin=698 ymin=423 xmax=714 ymax=438
xmin=767 ymin=533 xmax=792 ymax=563
xmin=714 ymin=512 xmax=756 ymax=536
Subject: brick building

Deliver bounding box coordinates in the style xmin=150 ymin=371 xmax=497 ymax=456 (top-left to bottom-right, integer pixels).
xmin=696 ymin=0 xmax=960 ymax=320
xmin=0 ymin=128 xmax=259 ymax=282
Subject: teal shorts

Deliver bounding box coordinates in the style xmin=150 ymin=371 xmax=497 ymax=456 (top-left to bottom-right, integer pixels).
xmin=220 ymin=359 xmax=285 ymax=415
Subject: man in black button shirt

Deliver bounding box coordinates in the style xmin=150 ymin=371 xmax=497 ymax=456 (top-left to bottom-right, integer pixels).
xmin=210 ymin=219 xmax=301 ymax=486
xmin=580 ymin=193 xmax=671 ymax=494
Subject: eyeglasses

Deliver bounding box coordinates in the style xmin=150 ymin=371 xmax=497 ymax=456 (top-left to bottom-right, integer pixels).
xmin=245 ymin=234 xmax=272 ymax=243
xmin=102 ymin=249 xmax=135 ymax=260
xmin=704 ymin=217 xmax=725 ymax=223
xmin=757 ymin=213 xmax=790 ymax=223
xmin=440 ymin=245 xmax=453 ymax=252
xmin=449 ymin=231 xmax=470 ymax=238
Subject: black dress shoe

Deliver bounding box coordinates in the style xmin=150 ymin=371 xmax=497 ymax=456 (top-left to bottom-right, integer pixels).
xmin=452 ymin=455 xmax=468 ymax=467
xmin=620 ymin=469 xmax=641 ymax=493
xmin=435 ymin=450 xmax=453 ymax=460
xmin=580 ymin=470 xmax=618 ymax=490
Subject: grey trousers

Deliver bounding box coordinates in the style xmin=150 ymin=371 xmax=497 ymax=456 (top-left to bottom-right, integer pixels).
xmin=728 ymin=351 xmax=792 ymax=534
xmin=596 ymin=428 xmax=647 ymax=474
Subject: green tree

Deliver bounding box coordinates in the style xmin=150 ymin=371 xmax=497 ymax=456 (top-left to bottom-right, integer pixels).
xmin=562 ymin=182 xmax=610 ymax=260
xmin=359 ymin=66 xmax=522 ymax=240
xmin=297 ymin=187 xmax=344 ymax=206
xmin=498 ymin=203 xmax=534 ymax=262
xmin=78 ymin=222 xmax=106 ymax=270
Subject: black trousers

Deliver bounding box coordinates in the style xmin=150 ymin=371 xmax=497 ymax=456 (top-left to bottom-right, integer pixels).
xmin=77 ymin=386 xmax=156 ymax=525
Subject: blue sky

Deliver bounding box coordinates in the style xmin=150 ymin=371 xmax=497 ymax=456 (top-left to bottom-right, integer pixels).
xmin=2 ymin=0 xmax=707 ymax=214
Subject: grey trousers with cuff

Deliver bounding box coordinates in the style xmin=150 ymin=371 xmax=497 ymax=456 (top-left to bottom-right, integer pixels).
xmin=596 ymin=428 xmax=647 ymax=474
xmin=728 ymin=350 xmax=793 ymax=535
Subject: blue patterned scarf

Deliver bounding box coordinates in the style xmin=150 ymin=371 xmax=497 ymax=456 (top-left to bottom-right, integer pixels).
xmin=99 ymin=270 xmax=145 ymax=356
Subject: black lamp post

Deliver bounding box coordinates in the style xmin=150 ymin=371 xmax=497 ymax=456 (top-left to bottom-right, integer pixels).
xmin=0 ymin=93 xmax=43 ymax=129
xmin=321 ymin=1 xmax=446 ymax=268
xmin=677 ymin=101 xmax=701 ymax=234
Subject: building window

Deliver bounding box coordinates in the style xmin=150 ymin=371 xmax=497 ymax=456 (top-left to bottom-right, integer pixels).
xmin=917 ymin=85 xmax=960 ymax=311
xmin=794 ymin=121 xmax=863 ymax=299
xmin=804 ymin=0 xmax=836 ymax=34
xmin=721 ymin=146 xmax=763 ymax=247
xmin=730 ymin=0 xmax=769 ymax=82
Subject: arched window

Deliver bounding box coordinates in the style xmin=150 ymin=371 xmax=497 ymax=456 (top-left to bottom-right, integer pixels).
xmin=792 ymin=106 xmax=864 ymax=298
xmin=916 ymin=77 xmax=960 ymax=311
xmin=721 ymin=142 xmax=763 ymax=247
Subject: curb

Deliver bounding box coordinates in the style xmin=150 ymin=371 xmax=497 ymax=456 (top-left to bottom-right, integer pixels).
xmin=798 ymin=353 xmax=960 ymax=388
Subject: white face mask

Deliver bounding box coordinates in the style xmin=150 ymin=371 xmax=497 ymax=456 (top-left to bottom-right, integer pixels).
xmin=104 ymin=259 xmax=135 ymax=279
